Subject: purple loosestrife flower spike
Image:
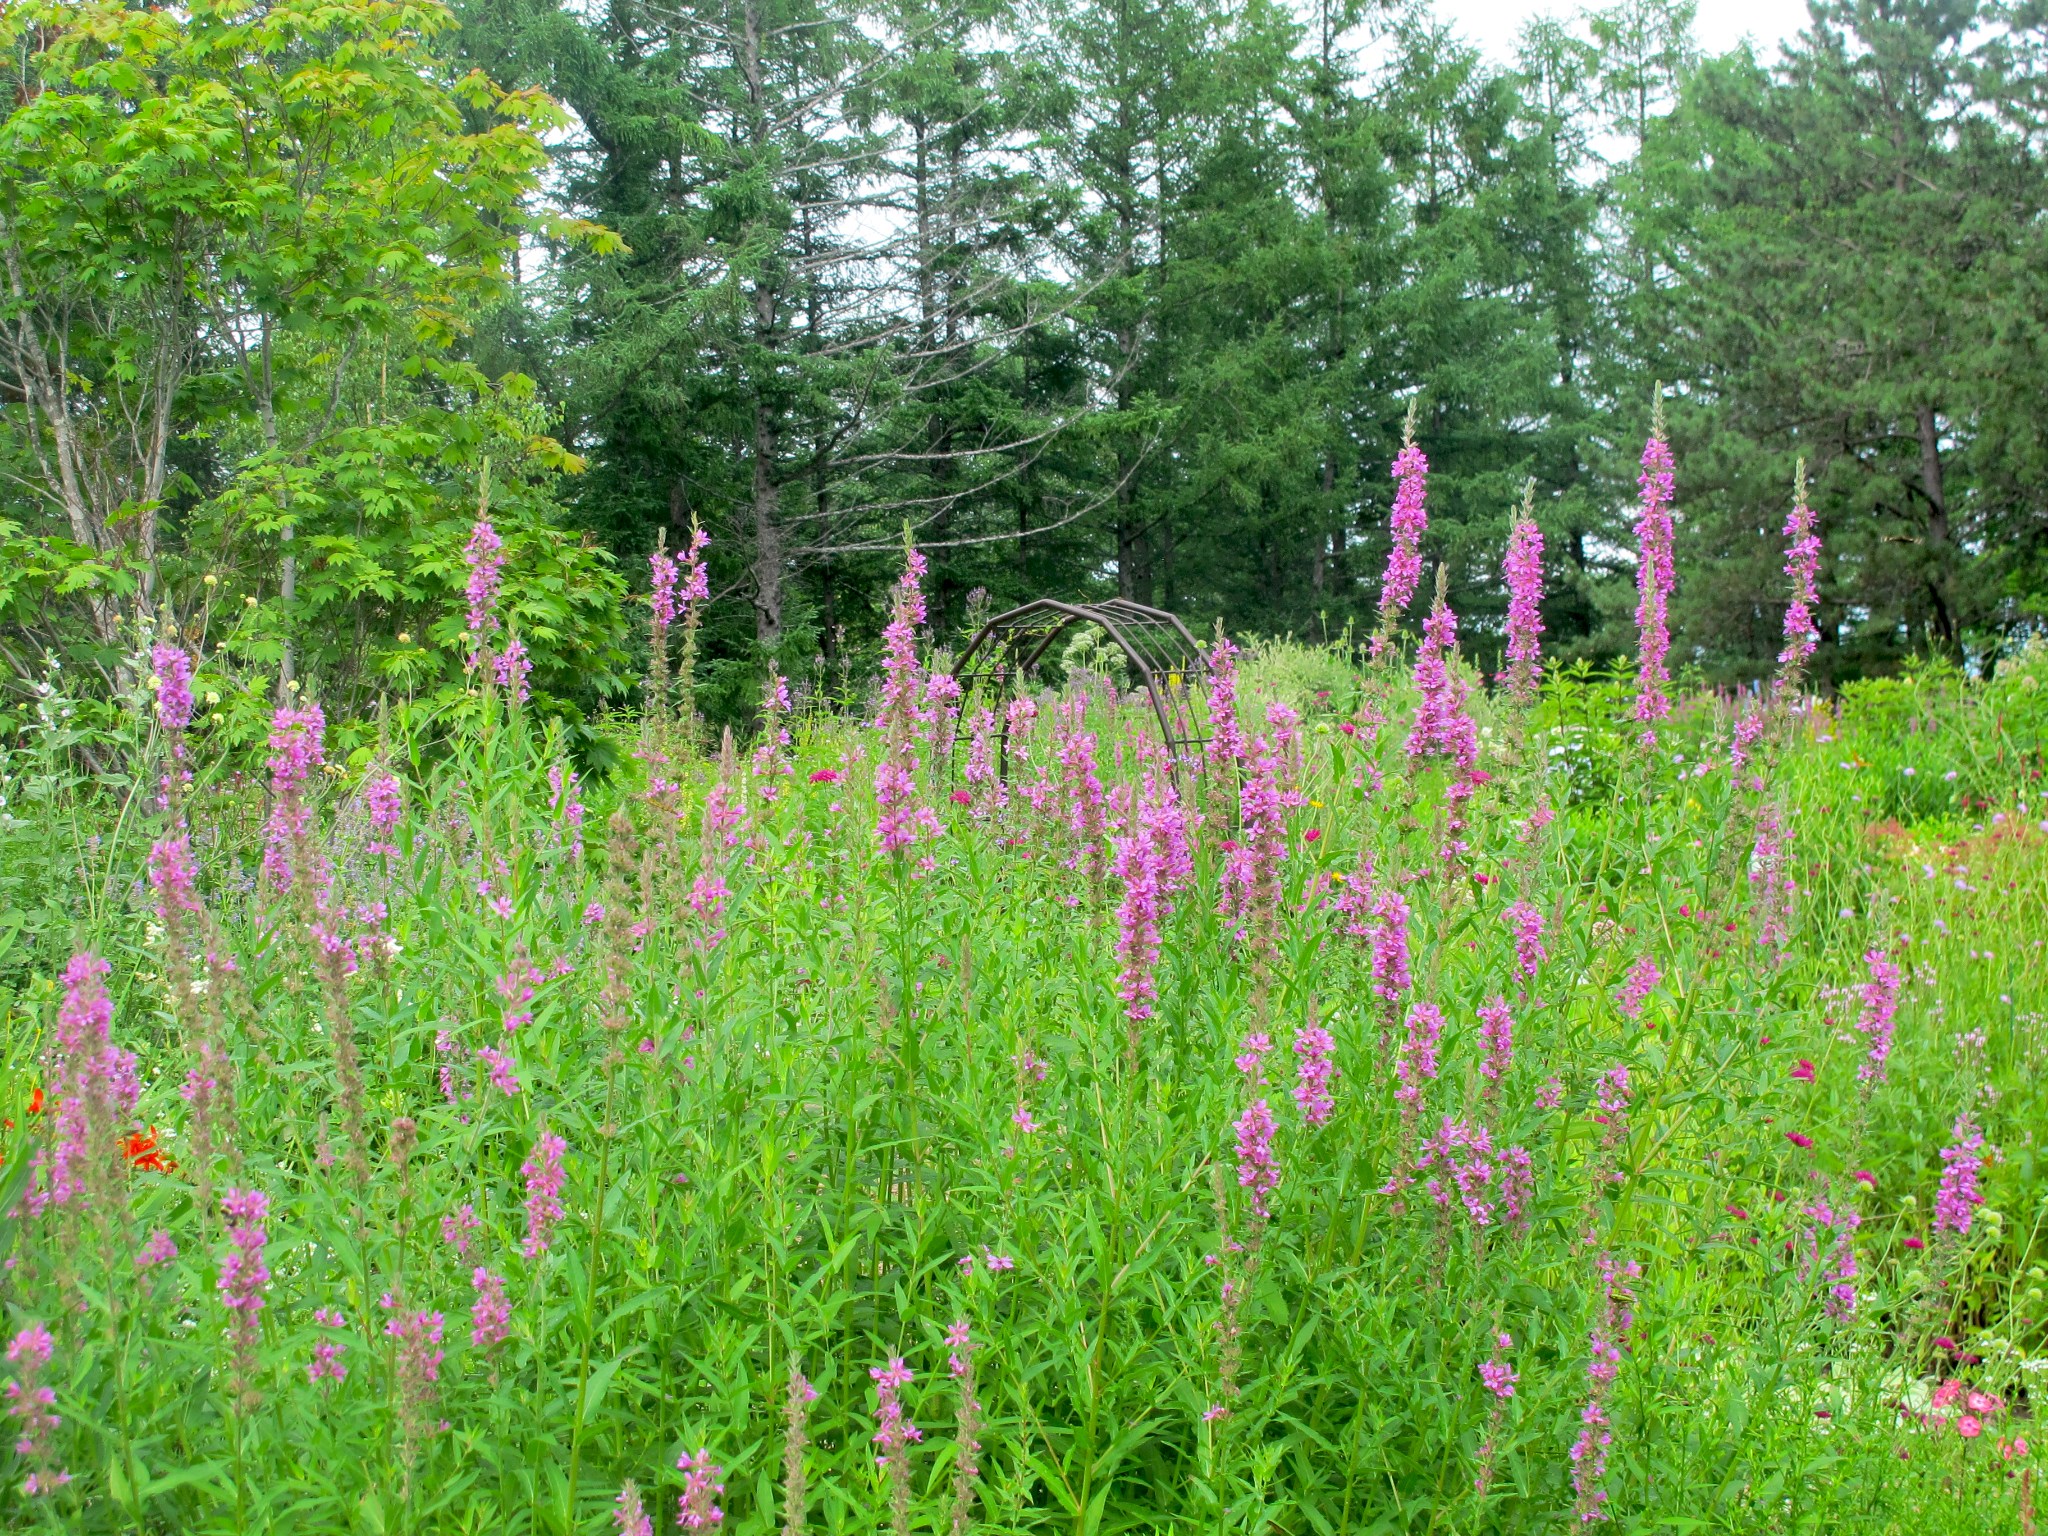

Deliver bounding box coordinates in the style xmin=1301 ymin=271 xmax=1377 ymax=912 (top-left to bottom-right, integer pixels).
xmin=1749 ymin=804 xmax=1793 ymax=952
xmin=521 ymin=1129 xmax=567 ymax=1259
xmin=1855 ymin=948 xmax=1901 ymax=1085
xmin=871 ymin=1358 xmax=921 ymax=1536
xmin=1478 ymin=998 xmax=1513 ymax=1084
xmin=1293 ymin=1024 xmax=1336 ymax=1128
xmin=1374 ymin=408 xmax=1429 ymax=658
xmin=1395 ymin=1002 xmax=1444 ymax=1116
xmin=1934 ymin=1115 xmax=1987 ymax=1235
xmin=1371 ymin=886 xmax=1412 ymax=1003
xmin=261 ymin=703 xmax=327 ymax=893
xmin=1504 ymin=900 xmax=1546 ymax=981
xmin=1219 ymin=736 xmax=1286 ymax=959
xmin=1775 ymin=460 xmax=1821 ymax=697
xmin=219 ymin=1187 xmax=270 ymax=1399
xmin=1501 ymin=487 xmax=1545 ymax=703
xmin=47 ymin=951 xmax=139 ymax=1213
xmin=1234 ymin=1098 xmax=1280 ymax=1217
xmin=464 ymin=517 xmax=504 ymax=643
xmin=153 ymin=642 xmax=194 ymax=734
xmin=1617 ymin=956 xmax=1658 ymax=1020
xmin=363 ymin=773 xmax=403 ymax=857
xmin=5 ymin=1324 xmax=67 ymax=1497
xmin=1111 ymin=826 xmax=1163 ymax=1029
xmin=470 ymin=1268 xmax=510 ymax=1350
xmin=1632 ymin=414 xmax=1678 ymax=746
xmin=1480 ymin=1334 xmax=1517 ymax=1399
xmin=1405 ymin=577 xmax=1479 ymax=772
xmin=650 ymin=546 xmax=680 ymax=631
xmin=614 ymin=1480 xmax=653 ymax=1536
xmin=874 ymin=541 xmax=943 ymax=855
xmin=1206 ymin=631 xmax=1245 ymax=771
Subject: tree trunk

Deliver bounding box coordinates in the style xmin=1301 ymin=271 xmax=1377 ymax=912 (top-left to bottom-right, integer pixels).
xmin=1914 ymin=403 xmax=1956 ymax=651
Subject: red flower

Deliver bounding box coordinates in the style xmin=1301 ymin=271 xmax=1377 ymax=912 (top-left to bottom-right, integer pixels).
xmin=125 ymin=1128 xmax=177 ymax=1174
xmin=27 ymin=1085 xmax=41 ymax=1115
xmin=1790 ymin=1060 xmax=1815 ymax=1081
xmin=808 ymin=769 xmax=842 ymax=784
xmin=1785 ymin=1132 xmax=1813 ymax=1149
xmin=1303 ymin=828 xmax=1322 ymax=844
xmin=1851 ymin=1169 xmax=1876 ymax=1187
xmin=950 ymin=790 xmax=972 ymax=805
xmin=1727 ymin=1205 xmax=1749 ymax=1220
xmin=1905 ymin=1237 xmax=1926 ymax=1250
xmin=1338 ymin=722 xmax=1358 ymax=736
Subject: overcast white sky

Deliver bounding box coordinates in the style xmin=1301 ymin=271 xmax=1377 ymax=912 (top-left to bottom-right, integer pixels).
xmin=1435 ymin=0 xmax=1811 ymax=65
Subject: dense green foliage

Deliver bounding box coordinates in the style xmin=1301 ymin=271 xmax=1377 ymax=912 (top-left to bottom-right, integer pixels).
xmin=0 ymin=586 xmax=2044 ymax=1530
xmin=6 ymin=0 xmax=2047 ymax=732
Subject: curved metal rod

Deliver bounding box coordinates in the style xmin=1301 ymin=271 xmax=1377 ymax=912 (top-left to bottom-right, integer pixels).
xmin=947 ymin=597 xmax=1210 ymax=787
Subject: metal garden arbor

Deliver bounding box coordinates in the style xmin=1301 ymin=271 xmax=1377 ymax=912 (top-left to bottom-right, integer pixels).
xmin=950 ymin=598 xmax=1210 ymax=778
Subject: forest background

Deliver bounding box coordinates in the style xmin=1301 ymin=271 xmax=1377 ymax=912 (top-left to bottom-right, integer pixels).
xmin=4 ymin=0 xmax=2045 ymax=744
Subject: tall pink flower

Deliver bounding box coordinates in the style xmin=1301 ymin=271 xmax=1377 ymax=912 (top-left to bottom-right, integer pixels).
xmin=1632 ymin=427 xmax=1678 ymax=745
xmin=677 ymin=1449 xmax=725 ymax=1529
xmin=1405 ymin=586 xmax=1478 ymax=772
xmin=1293 ymin=1024 xmax=1336 ymax=1128
xmin=1112 ymin=829 xmax=1163 ymax=1028
xmin=1205 ymin=633 xmax=1245 ymax=772
xmin=1416 ymin=1115 xmax=1498 ymax=1229
xmin=1479 ymin=1333 xmax=1517 ymax=1399
xmin=1056 ymin=705 xmax=1108 ymax=887
xmin=1775 ymin=464 xmax=1821 ymax=696
xmin=153 ymin=641 xmax=195 ymax=735
xmin=1233 ymin=1097 xmax=1280 ymax=1218
xmin=1477 ymin=998 xmax=1513 ymax=1084
xmin=1219 ymin=737 xmax=1286 ymax=958
xmin=1571 ymin=1250 xmax=1641 ymax=1523
xmin=751 ymin=670 xmax=795 ymax=799
xmin=492 ymin=635 xmax=532 ymax=703
xmin=362 ymin=773 xmax=403 ymax=858
xmin=5 ymin=1324 xmax=66 ymax=1497
xmin=1373 ymin=432 xmax=1429 ymax=657
xmin=1934 ymin=1115 xmax=1986 ymax=1235
xmin=1616 ymin=956 xmax=1658 ymax=1020
xmin=45 ymin=952 xmax=140 ymax=1213
xmin=470 ymin=1268 xmax=510 ymax=1350
xmin=871 ymin=1358 xmax=921 ymax=1535
xmin=1855 ymin=948 xmax=1900 ymax=1086
xmin=1371 ymin=885 xmax=1412 ymax=1003
xmin=1501 ymin=515 xmax=1545 ymax=703
xmin=1504 ymin=900 xmax=1546 ymax=981
xmin=1749 ymin=805 xmax=1793 ymax=953
xmin=464 ymin=518 xmax=504 ymax=641
xmin=521 ymin=1129 xmax=567 ymax=1259
xmin=1395 ymin=1002 xmax=1445 ymax=1116
xmin=219 ymin=1187 xmax=270 ymax=1396
xmin=650 ymin=545 xmax=680 ymax=631
xmin=382 ymin=1296 xmax=446 ymax=1438
xmin=1802 ymin=1201 xmax=1861 ymax=1319
xmin=875 ymin=544 xmax=943 ymax=856
xmin=945 ymin=1319 xmax=984 ymax=1533
xmin=261 ymin=702 xmax=327 ymax=893
xmin=613 ymin=1481 xmax=653 ymax=1536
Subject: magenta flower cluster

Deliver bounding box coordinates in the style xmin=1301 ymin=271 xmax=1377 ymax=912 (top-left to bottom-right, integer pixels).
xmin=1501 ymin=516 xmax=1545 ymax=702
xmin=1631 ymin=433 xmax=1677 ymax=744
xmin=1373 ymin=438 xmax=1429 ymax=655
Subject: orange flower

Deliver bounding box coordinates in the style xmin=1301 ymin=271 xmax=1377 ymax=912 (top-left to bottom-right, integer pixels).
xmin=125 ymin=1128 xmax=177 ymax=1174
xmin=2 ymin=1085 xmax=38 ymax=1131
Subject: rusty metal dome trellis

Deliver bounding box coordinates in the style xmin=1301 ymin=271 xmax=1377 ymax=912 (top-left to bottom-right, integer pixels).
xmin=950 ymin=598 xmax=1210 ymax=778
